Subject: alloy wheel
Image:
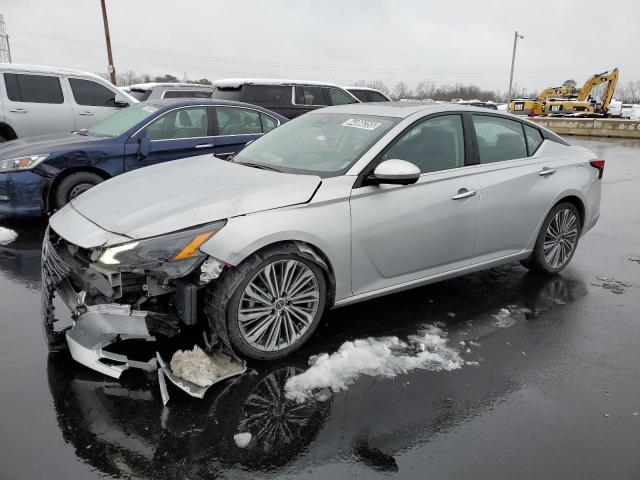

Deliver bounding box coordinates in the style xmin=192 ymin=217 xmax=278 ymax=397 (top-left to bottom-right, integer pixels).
xmin=238 ymin=259 xmax=320 ymax=352
xmin=543 ymin=208 xmax=578 ymax=269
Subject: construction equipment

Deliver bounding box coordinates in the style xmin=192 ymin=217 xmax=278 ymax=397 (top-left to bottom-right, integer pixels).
xmin=509 ymin=85 xmax=575 ymax=116
xmin=544 ymin=68 xmax=619 ymax=117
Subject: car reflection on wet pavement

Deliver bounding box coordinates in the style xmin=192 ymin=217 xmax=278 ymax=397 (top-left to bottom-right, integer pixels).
xmin=1 ymin=137 xmax=639 ymax=480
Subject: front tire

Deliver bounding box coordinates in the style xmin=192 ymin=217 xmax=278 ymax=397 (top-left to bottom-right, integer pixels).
xmin=54 ymin=172 xmax=104 ymax=210
xmin=206 ymin=245 xmax=327 ymax=361
xmin=521 ymin=202 xmax=581 ymax=274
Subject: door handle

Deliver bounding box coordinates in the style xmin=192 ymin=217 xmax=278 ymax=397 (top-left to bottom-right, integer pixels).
xmin=539 ymin=167 xmax=556 ymax=176
xmin=9 ymin=108 xmax=27 ymax=113
xmin=195 ymin=143 xmax=214 ymax=149
xmin=451 ymin=188 xmax=477 ymax=200
xmin=78 ymin=111 xmax=94 ymax=116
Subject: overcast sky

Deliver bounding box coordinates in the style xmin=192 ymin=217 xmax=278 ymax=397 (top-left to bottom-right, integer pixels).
xmin=3 ymin=0 xmax=639 ymax=93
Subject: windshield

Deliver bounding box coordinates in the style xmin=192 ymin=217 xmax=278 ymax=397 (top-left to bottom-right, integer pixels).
xmin=212 ymin=87 xmax=242 ymax=100
xmin=87 ymin=105 xmax=159 ymax=137
xmin=129 ymin=89 xmax=151 ymax=101
xmin=235 ymin=112 xmax=398 ymax=175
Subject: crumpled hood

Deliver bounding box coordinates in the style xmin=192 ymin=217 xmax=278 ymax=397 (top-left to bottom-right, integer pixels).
xmin=70 ymin=155 xmax=321 ymax=239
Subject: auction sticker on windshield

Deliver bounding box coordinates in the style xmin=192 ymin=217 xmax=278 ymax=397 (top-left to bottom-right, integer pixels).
xmin=342 ymin=118 xmax=381 ymax=130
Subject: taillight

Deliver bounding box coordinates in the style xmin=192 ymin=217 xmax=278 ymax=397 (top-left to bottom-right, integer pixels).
xmin=590 ymin=159 xmax=605 ymax=179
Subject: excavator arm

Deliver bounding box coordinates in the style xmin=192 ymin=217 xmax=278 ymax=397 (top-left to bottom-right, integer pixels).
xmin=576 ymin=68 xmax=619 ymax=113
xmin=538 ymin=86 xmax=574 ymax=102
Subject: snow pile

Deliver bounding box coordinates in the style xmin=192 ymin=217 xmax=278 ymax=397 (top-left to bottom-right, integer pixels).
xmin=284 ymin=326 xmax=464 ymax=402
xmin=170 ymin=346 xmax=242 ymax=388
xmin=0 ymin=226 xmax=17 ymax=245
xmin=492 ymin=308 xmax=516 ymax=328
xmin=233 ymin=432 xmax=252 ymax=448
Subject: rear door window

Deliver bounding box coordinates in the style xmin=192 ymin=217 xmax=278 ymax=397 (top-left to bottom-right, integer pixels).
xmin=294 ymin=86 xmax=326 ymax=106
xmin=327 ymin=87 xmax=355 ymax=105
xmin=524 ymin=124 xmax=544 ymax=155
xmin=472 ymin=115 xmax=528 ymax=163
xmin=4 ymin=73 xmax=64 ymax=104
xmin=145 ymin=107 xmax=209 ymax=140
xmin=69 ymin=78 xmax=116 ymax=106
xmin=216 ymin=106 xmax=263 ymax=135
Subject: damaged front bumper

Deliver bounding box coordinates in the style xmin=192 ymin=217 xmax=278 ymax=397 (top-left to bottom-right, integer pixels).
xmin=41 ymin=226 xmax=227 ymax=380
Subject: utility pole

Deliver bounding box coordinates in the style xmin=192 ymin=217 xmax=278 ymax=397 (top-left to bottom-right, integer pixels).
xmin=0 ymin=15 xmax=11 ymax=63
xmin=100 ymin=0 xmax=116 ymax=84
xmin=507 ymin=30 xmax=524 ymax=108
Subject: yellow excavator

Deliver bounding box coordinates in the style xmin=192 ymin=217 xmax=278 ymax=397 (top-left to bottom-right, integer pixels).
xmin=544 ymin=68 xmax=619 ymax=117
xmin=509 ymin=85 xmax=575 ymax=116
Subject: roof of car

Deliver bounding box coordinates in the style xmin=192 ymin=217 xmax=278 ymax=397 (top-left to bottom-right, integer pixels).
xmin=0 ymin=63 xmax=108 ymax=82
xmin=127 ymin=82 xmax=215 ymax=90
xmin=213 ymin=78 xmax=346 ymax=89
xmin=317 ymin=101 xmax=511 ymax=118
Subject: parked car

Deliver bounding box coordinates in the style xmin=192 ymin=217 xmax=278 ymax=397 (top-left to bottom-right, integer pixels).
xmin=345 ymin=86 xmax=391 ymax=102
xmin=0 ymin=64 xmax=137 ymax=142
xmin=126 ymin=82 xmax=216 ymax=101
xmin=43 ymin=103 xmax=602 ymax=376
xmin=0 ymin=99 xmax=286 ymax=217
xmin=212 ymin=78 xmax=360 ymax=119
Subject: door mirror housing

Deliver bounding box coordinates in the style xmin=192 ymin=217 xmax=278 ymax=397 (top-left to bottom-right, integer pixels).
xmin=370 ymin=159 xmax=421 ymax=185
xmin=114 ymin=93 xmax=130 ymax=107
xmin=138 ymin=137 xmax=151 ymax=159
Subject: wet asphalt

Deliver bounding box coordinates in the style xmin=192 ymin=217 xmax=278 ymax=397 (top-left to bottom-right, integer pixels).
xmin=0 ymin=136 xmax=639 ymax=480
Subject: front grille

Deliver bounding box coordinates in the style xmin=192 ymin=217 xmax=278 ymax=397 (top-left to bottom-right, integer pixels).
xmin=41 ymin=227 xmax=73 ymax=350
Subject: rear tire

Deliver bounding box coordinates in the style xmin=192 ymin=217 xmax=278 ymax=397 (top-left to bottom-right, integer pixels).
xmin=205 ymin=244 xmax=327 ymax=361
xmin=521 ymin=202 xmax=581 ymax=274
xmin=54 ymin=172 xmax=104 ymax=210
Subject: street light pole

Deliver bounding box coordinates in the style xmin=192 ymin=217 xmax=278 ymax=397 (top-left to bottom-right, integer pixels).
xmin=507 ymin=30 xmax=524 ymax=108
xmin=100 ymin=0 xmax=116 ymax=85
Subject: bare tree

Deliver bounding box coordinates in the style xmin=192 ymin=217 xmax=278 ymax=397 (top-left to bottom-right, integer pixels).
xmin=393 ymin=81 xmax=411 ymax=100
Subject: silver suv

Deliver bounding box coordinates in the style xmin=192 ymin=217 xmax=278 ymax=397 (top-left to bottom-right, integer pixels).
xmin=125 ymin=82 xmax=216 ymax=101
xmin=43 ymin=103 xmax=602 ymax=377
xmin=0 ymin=64 xmax=136 ymax=141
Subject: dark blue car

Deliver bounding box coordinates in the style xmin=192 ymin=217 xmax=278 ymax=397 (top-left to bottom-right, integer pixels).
xmin=0 ymin=99 xmax=287 ymax=217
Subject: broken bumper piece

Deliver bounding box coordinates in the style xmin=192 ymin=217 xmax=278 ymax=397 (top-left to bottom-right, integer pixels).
xmin=66 ymin=304 xmax=156 ymax=379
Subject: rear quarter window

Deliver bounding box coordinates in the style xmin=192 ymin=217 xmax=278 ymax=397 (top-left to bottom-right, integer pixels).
xmin=524 ymin=124 xmax=544 ymax=154
xmin=4 ymin=73 xmax=64 ymax=104
xmin=243 ymin=85 xmax=288 ymax=104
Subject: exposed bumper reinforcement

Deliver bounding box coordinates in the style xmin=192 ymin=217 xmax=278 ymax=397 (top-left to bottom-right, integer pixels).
xmin=66 ymin=304 xmax=156 ymax=379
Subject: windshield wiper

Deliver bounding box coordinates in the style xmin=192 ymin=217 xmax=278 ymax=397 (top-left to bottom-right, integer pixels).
xmin=72 ymin=129 xmax=89 ymax=136
xmin=234 ymin=160 xmax=282 ymax=173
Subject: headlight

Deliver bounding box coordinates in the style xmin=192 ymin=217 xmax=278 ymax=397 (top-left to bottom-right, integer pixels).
xmin=98 ymin=220 xmax=226 ymax=266
xmin=0 ymin=154 xmax=50 ymax=173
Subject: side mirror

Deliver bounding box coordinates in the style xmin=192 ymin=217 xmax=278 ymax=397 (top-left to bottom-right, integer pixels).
xmin=113 ymin=93 xmax=130 ymax=107
xmin=370 ymin=159 xmax=420 ymax=185
xmin=138 ymin=137 xmax=151 ymax=159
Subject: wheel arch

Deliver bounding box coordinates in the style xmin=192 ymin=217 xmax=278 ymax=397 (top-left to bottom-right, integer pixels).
xmin=239 ymin=239 xmax=337 ymax=308
xmin=45 ymin=166 xmax=112 ymax=213
xmin=0 ymin=122 xmax=18 ymax=141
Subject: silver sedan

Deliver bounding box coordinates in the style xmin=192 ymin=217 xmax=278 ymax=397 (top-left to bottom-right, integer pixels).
xmin=43 ymin=103 xmax=603 ymax=376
